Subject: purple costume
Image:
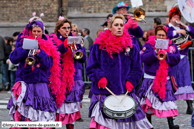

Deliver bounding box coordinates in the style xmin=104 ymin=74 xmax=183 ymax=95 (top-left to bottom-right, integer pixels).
xmin=50 ymin=32 xmax=87 ymax=124
xmin=167 ymin=23 xmax=194 ymax=100
xmin=7 ymin=30 xmax=58 ymax=122
xmin=88 ymin=26 xmax=143 ymax=99
xmin=86 ymin=33 xmax=153 ymax=129
xmin=137 ymin=37 xmax=180 ymax=117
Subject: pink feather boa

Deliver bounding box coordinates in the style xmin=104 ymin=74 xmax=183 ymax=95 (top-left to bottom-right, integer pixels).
xmin=94 ymin=30 xmax=133 ymax=58
xmin=146 ymin=36 xmax=175 ymax=100
xmin=27 ymin=34 xmax=61 ymax=95
xmin=51 ymin=34 xmax=75 ymax=108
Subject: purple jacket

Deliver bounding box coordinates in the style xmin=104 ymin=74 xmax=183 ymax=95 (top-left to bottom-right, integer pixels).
xmin=52 ymin=33 xmax=86 ymax=80
xmin=86 ymin=44 xmax=143 ymax=95
xmin=10 ymin=34 xmax=53 ymax=83
xmin=167 ymin=25 xmax=194 ymax=55
xmin=141 ymin=42 xmax=180 ymax=76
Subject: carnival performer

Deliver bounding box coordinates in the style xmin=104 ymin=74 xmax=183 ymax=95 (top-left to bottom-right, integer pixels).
xmin=112 ymin=2 xmax=143 ymax=51
xmin=167 ymin=6 xmax=194 ymax=114
xmin=71 ymin=23 xmax=85 ymax=122
xmin=50 ymin=17 xmax=86 ymax=129
xmin=7 ymin=19 xmax=61 ymax=125
xmin=86 ymin=14 xmax=153 ymax=129
xmin=137 ymin=25 xmax=180 ymax=129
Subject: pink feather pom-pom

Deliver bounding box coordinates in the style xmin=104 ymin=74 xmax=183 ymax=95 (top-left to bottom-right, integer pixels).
xmin=40 ymin=13 xmax=44 ymax=17
xmin=58 ymin=16 xmax=65 ymax=21
xmin=32 ymin=12 xmax=36 ymax=16
xmin=163 ymin=26 xmax=168 ymax=33
xmin=169 ymin=46 xmax=175 ymax=53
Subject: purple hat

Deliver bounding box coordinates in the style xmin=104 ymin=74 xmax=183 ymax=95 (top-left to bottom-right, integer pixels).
xmin=112 ymin=2 xmax=131 ymax=14
xmin=26 ymin=20 xmax=44 ymax=31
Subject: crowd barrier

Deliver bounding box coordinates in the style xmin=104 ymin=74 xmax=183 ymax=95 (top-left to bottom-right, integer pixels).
xmin=82 ymin=48 xmax=194 ymax=85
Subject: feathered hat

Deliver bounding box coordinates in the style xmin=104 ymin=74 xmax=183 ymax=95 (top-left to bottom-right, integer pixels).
xmin=112 ymin=2 xmax=131 ymax=14
xmin=169 ymin=6 xmax=181 ymax=20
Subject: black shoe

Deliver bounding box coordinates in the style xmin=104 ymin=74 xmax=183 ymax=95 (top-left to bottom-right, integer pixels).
xmin=146 ymin=115 xmax=153 ymax=129
xmin=76 ymin=118 xmax=84 ymax=122
xmin=186 ymin=100 xmax=193 ymax=114
xmin=147 ymin=116 xmax=151 ymax=124
xmin=167 ymin=117 xmax=179 ymax=129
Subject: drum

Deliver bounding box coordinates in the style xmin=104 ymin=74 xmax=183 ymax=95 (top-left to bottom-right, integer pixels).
xmin=103 ymin=95 xmax=138 ymax=119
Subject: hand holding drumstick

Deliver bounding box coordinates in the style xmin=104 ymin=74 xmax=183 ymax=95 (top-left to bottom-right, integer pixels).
xmin=121 ymin=81 xmax=134 ymax=103
xmin=98 ymin=77 xmax=119 ymax=100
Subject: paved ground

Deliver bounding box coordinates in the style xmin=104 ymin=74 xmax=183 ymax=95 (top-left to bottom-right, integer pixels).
xmin=0 ymin=90 xmax=194 ymax=129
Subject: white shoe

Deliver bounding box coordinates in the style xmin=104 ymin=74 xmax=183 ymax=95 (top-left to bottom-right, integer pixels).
xmin=7 ymin=91 xmax=11 ymax=94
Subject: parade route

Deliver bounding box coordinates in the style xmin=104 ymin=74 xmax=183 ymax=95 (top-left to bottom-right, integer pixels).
xmin=0 ymin=90 xmax=193 ymax=129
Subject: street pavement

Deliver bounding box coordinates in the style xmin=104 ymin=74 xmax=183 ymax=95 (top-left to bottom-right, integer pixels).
xmin=0 ymin=90 xmax=194 ymax=129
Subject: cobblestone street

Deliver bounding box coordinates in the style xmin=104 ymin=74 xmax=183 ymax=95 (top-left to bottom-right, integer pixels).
xmin=0 ymin=90 xmax=193 ymax=129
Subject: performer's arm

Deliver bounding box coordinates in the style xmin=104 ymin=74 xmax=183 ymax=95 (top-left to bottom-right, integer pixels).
xmin=57 ymin=43 xmax=68 ymax=54
xmin=86 ymin=44 xmax=106 ymax=82
xmin=165 ymin=44 xmax=180 ymax=66
xmin=141 ymin=43 xmax=157 ymax=64
xmin=126 ymin=45 xmax=143 ymax=88
xmin=187 ymin=26 xmax=194 ymax=38
xmin=124 ymin=16 xmax=143 ymax=38
xmin=35 ymin=49 xmax=53 ymax=70
xmin=9 ymin=41 xmax=29 ymax=64
xmin=128 ymin=26 xmax=143 ymax=38
xmin=167 ymin=27 xmax=180 ymax=39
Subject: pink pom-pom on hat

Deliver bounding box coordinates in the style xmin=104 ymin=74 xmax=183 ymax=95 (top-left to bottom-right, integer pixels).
xmin=58 ymin=16 xmax=65 ymax=21
xmin=40 ymin=13 xmax=44 ymax=17
xmin=32 ymin=12 xmax=36 ymax=16
xmin=163 ymin=26 xmax=168 ymax=33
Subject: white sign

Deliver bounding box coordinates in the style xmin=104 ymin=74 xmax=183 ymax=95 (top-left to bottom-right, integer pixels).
xmin=155 ymin=39 xmax=169 ymax=49
xmin=22 ymin=38 xmax=39 ymax=50
xmin=130 ymin=0 xmax=143 ymax=8
xmin=67 ymin=36 xmax=82 ymax=44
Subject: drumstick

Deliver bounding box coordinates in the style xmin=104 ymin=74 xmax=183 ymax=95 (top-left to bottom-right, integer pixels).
xmin=105 ymin=87 xmax=119 ymax=100
xmin=120 ymin=91 xmax=129 ymax=103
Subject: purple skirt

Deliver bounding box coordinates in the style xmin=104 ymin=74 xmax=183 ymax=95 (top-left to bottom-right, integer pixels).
xmin=7 ymin=81 xmax=57 ymax=121
xmin=56 ymin=80 xmax=84 ymax=117
xmin=172 ymin=56 xmax=194 ymax=100
xmin=137 ymin=78 xmax=177 ymax=102
xmin=65 ymin=80 xmax=85 ymax=103
xmin=137 ymin=78 xmax=178 ymax=117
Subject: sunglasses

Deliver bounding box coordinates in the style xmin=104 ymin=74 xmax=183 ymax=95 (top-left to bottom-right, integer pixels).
xmin=71 ymin=30 xmax=77 ymax=32
xmin=157 ymin=34 xmax=166 ymax=37
xmin=62 ymin=27 xmax=71 ymax=30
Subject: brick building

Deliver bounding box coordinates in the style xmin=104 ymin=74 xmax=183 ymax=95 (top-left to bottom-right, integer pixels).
xmin=0 ymin=0 xmax=171 ymax=22
xmin=0 ymin=0 xmax=177 ymax=39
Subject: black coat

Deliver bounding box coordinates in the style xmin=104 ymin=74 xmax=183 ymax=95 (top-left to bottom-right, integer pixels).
xmin=0 ymin=36 xmax=6 ymax=61
xmin=4 ymin=44 xmax=11 ymax=64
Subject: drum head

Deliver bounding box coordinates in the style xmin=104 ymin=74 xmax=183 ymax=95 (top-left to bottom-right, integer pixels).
xmin=104 ymin=95 xmax=135 ymax=111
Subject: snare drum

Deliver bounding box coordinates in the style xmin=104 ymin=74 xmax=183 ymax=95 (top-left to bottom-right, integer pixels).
xmin=103 ymin=95 xmax=138 ymax=119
